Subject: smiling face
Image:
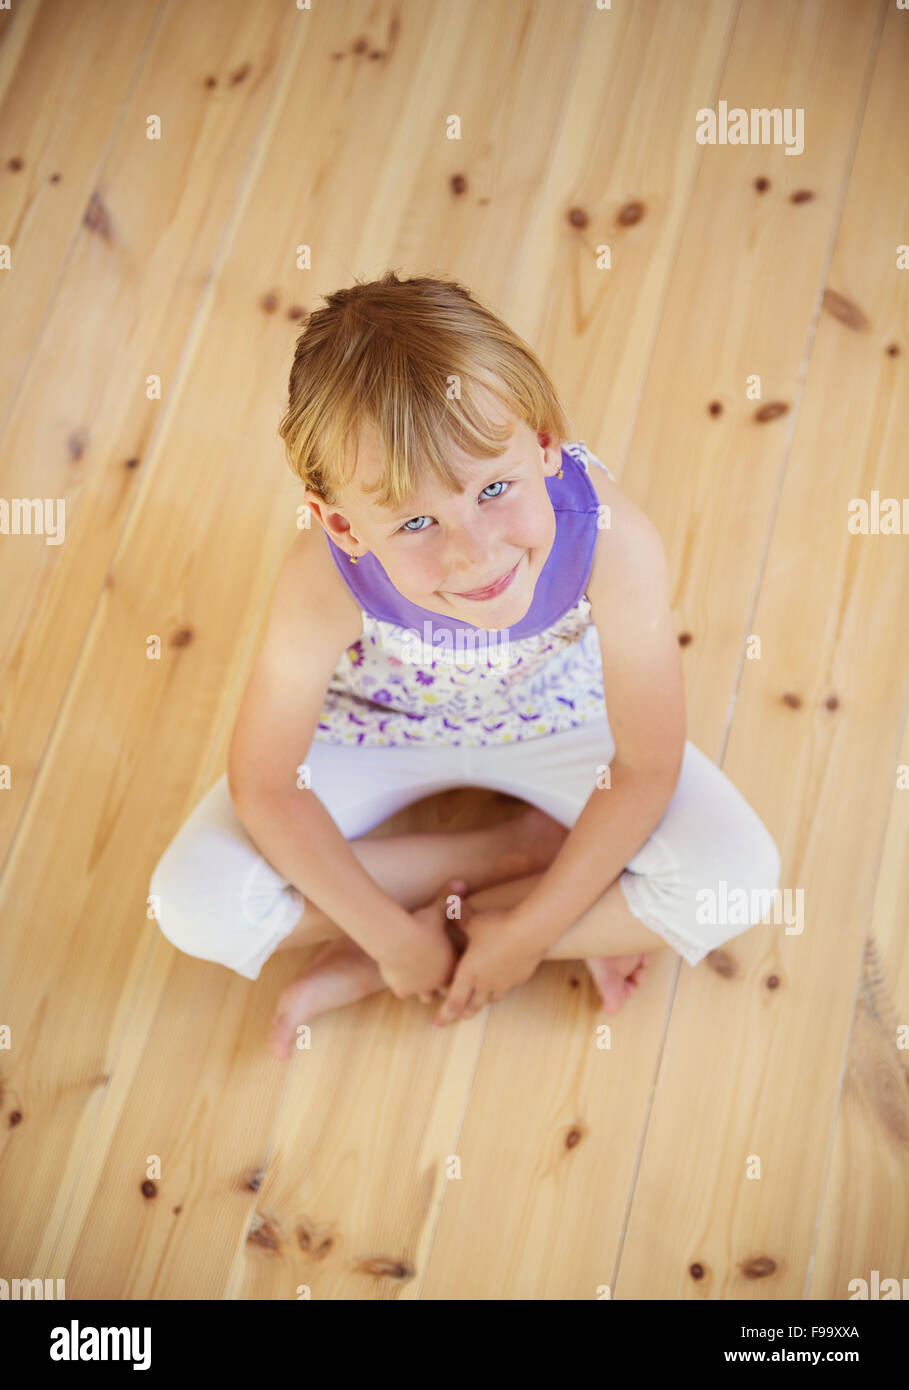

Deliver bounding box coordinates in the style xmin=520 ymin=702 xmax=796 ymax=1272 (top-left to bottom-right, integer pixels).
xmin=305 ymin=404 xmax=563 ymax=631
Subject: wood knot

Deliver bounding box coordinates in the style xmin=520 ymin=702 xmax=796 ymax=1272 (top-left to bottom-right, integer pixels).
xmin=296 ymin=1219 xmax=335 ymax=1258
xmin=9 ymin=1110 xmax=23 ymax=1127
xmin=141 ymin=1180 xmax=157 ymax=1198
xmin=765 ymin=974 xmax=780 ymax=990
xmin=567 ymin=207 xmax=589 ymax=228
xmin=450 ymin=173 xmax=467 ymax=195
xmin=753 ymin=176 xmax=769 ymax=193
xmin=782 ymin=692 xmax=801 ymax=708
xmin=689 ymin=1262 xmax=705 ymax=1279
xmin=125 ymin=456 xmax=140 ymax=469
xmin=353 ymin=1256 xmax=414 ymax=1280
xmin=244 ymin=1169 xmax=264 ymax=1191
xmin=616 ymin=200 xmax=645 ymax=226
xmin=228 ymin=62 xmax=251 ymax=85
xmin=170 ymin=627 xmax=194 ymax=648
xmin=261 ymin=292 xmax=279 ymax=313
xmin=885 ymin=343 xmax=900 ymax=357
xmin=352 ymin=36 xmax=369 ymax=54
xmin=707 ymin=948 xmax=736 ymax=978
xmin=84 ymin=190 xmax=113 ymax=241
xmin=50 ymin=172 xmax=62 ymax=183
xmin=247 ymin=1216 xmax=280 ymax=1251
xmin=754 ymin=401 xmax=789 ymax=423
xmin=287 ymin=305 xmax=304 ymax=320
xmin=678 ymin=632 xmax=692 ymax=646
xmin=68 ymin=432 xmax=86 ymax=460
xmin=825 ymin=695 xmax=839 ymax=710
xmin=172 ymin=1205 xmax=183 ymax=1215
xmin=569 ymin=976 xmax=580 ymax=988
xmin=741 ymin=1254 xmax=777 ymax=1279
xmin=204 ymin=75 xmax=217 ymax=88
xmin=565 ymin=1126 xmax=583 ymax=1149
xmin=7 ymin=156 xmax=24 ymax=172
xmin=790 ymin=189 xmax=814 ymax=203
xmin=822 ymin=288 xmax=869 ymax=332
xmin=708 ymin=400 xmax=723 ymax=416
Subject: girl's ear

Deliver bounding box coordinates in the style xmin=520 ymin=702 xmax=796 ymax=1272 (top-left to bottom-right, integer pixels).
xmin=538 ymin=432 xmax=562 ymax=476
xmin=304 ymin=491 xmax=364 ymax=555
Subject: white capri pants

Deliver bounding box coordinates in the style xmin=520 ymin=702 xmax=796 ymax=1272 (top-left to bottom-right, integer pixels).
xmin=149 ymin=715 xmax=781 ymax=981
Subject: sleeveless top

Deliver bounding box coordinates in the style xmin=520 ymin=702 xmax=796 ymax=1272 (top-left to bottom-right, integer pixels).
xmin=313 ymin=440 xmax=615 ymax=748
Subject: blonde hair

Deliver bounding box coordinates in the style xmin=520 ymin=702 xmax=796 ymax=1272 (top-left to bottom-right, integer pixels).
xmin=277 ymin=270 xmax=573 ymax=512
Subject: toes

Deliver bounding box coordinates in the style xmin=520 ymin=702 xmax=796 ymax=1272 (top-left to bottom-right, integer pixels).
xmin=629 ymin=954 xmax=649 ymax=985
xmin=268 ymin=1018 xmax=292 ymax=1060
xmin=599 ymin=982 xmax=626 ymax=1014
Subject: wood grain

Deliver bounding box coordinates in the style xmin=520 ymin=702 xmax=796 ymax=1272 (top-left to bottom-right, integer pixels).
xmin=0 ymin=0 xmax=903 ymax=1301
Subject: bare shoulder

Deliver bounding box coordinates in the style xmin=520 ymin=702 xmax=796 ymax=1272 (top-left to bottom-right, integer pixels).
xmin=227 ymin=518 xmax=364 ymax=798
xmin=581 ymin=455 xmax=670 ymax=612
xmin=272 ymin=518 xmax=365 ymax=650
xmin=573 ymin=451 xmax=685 ymax=774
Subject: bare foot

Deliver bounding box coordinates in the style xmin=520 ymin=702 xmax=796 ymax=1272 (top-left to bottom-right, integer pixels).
xmin=584 ymin=953 xmax=649 ymax=1014
xmin=507 ymin=806 xmax=570 ymax=876
xmin=269 ymin=935 xmax=386 ymax=1060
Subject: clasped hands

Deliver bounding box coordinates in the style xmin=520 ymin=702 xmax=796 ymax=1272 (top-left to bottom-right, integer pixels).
xmin=377 ymin=879 xmax=545 ymax=1027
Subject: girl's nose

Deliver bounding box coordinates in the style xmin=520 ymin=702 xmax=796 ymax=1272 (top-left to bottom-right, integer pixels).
xmin=444 ymin=525 xmax=499 ymax=580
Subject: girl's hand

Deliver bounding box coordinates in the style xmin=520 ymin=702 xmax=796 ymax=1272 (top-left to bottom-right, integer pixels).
xmin=431 ymin=906 xmax=545 ymax=1027
xmin=377 ymin=880 xmax=467 ymax=1001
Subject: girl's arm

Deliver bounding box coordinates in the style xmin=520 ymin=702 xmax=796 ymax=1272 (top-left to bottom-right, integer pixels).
xmin=227 ymin=526 xmax=429 ymax=971
xmin=503 ymin=475 xmax=687 ymax=954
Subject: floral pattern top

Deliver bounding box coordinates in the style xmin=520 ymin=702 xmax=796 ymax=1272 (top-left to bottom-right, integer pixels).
xmin=314 ymin=441 xmax=615 ymax=748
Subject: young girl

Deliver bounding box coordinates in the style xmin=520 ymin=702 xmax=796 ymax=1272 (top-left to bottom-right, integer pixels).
xmin=149 ymin=271 xmax=781 ymax=1060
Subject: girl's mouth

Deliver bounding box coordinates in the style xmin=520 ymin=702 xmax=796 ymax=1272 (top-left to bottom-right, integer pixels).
xmin=451 ymin=556 xmax=522 ymax=602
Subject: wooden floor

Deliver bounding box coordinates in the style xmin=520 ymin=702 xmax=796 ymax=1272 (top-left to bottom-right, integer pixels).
xmin=1 ymin=0 xmax=907 ymax=1301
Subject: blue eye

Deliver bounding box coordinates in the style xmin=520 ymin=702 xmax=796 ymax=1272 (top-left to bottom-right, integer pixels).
xmin=398 ymin=480 xmax=511 ymax=533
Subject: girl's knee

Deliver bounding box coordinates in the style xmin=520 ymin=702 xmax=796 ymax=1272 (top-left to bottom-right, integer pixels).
xmin=148 ymin=819 xmax=304 ymax=978
xmin=659 ymin=818 xmax=783 ymax=960
xmin=689 ymin=774 xmax=782 ymax=927
xmin=730 ymin=819 xmax=782 ymax=918
xmin=689 ymin=820 xmax=782 ymax=949
xmin=148 ymin=837 xmax=227 ymax=966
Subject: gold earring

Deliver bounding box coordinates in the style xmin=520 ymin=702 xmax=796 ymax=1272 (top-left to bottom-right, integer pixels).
xmin=556 ymin=466 xmax=563 ymax=479
xmin=349 ymin=553 xmax=359 ymax=564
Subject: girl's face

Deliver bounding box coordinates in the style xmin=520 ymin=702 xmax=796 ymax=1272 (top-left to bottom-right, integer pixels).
xmin=306 ymin=417 xmax=562 ymax=631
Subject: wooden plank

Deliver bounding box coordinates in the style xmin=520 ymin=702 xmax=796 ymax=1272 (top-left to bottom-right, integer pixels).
xmin=0 ymin=0 xmax=160 ymax=417
xmin=809 ymin=708 xmax=909 ymax=1300
xmin=0 ymin=0 xmax=296 ymax=859
xmin=801 ymin=4 xmax=909 ymax=1299
xmin=0 ymin=0 xmax=305 ymax=1275
xmin=618 ymin=0 xmax=907 ymax=1299
xmin=508 ymin=0 xmax=740 ymax=477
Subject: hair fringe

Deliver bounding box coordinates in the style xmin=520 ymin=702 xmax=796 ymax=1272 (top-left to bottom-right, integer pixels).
xmin=277 ymin=270 xmax=573 ymax=512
